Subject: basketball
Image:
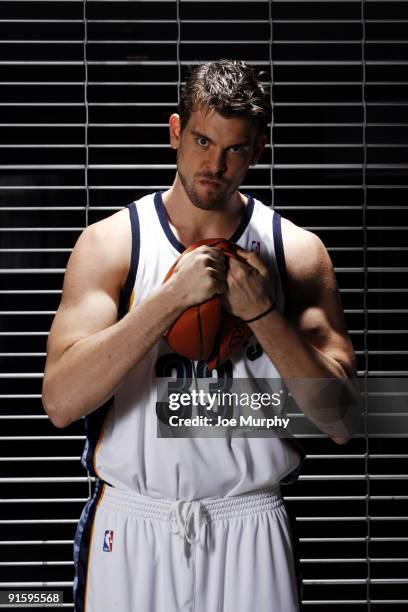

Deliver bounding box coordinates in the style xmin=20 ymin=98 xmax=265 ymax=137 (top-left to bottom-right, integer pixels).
xmin=162 ymin=239 xmax=253 ymax=366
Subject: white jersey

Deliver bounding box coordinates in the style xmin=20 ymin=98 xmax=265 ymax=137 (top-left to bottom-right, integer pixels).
xmin=81 ymin=192 xmax=304 ymax=501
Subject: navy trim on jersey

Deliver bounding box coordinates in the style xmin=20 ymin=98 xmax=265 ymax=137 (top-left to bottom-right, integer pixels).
xmin=272 ymin=211 xmax=288 ymax=296
xmin=73 ymin=478 xmax=105 ymax=612
xmin=118 ymin=202 xmax=140 ymax=318
xmin=154 ymin=190 xmax=255 ymax=252
xmin=280 ymin=438 xmax=306 ymax=486
xmin=81 ymin=399 xmax=113 ymax=476
xmin=229 ymin=194 xmax=255 ymax=242
xmin=154 ymin=191 xmax=185 ymax=252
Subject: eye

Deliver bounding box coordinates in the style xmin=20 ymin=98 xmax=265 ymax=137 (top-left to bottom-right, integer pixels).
xmin=229 ymin=144 xmax=243 ymax=154
xmin=196 ymin=137 xmax=208 ymax=147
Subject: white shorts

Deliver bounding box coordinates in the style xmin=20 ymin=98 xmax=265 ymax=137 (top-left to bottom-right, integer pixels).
xmin=73 ymin=480 xmax=300 ymax=612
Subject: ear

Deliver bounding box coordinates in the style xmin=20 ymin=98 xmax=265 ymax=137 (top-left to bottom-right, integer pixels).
xmin=169 ymin=113 xmax=181 ymax=150
xmin=250 ymin=134 xmax=267 ymax=166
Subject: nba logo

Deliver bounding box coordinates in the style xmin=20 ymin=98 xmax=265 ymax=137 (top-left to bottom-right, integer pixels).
xmin=251 ymin=241 xmax=261 ymax=254
xmin=103 ymin=530 xmax=113 ymax=552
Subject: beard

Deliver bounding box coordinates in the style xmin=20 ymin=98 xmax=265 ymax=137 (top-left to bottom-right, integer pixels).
xmin=178 ymin=167 xmax=231 ymax=211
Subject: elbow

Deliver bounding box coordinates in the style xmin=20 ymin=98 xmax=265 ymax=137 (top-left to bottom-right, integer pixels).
xmin=42 ymin=398 xmax=70 ymax=429
xmin=42 ymin=379 xmax=72 ymax=429
xmin=49 ymin=412 xmax=72 ymax=429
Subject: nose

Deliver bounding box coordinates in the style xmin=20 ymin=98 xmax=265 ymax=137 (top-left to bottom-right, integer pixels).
xmin=206 ymin=149 xmax=227 ymax=176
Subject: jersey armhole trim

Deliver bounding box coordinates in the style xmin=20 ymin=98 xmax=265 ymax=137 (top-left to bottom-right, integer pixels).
xmin=272 ymin=211 xmax=288 ymax=301
xmin=118 ymin=202 xmax=140 ymax=318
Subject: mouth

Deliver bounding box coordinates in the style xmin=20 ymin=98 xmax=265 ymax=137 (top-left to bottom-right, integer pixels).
xmin=198 ymin=178 xmax=223 ymax=188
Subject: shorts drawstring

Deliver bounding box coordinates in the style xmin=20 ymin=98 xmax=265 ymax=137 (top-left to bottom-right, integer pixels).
xmin=169 ymin=500 xmax=202 ymax=563
xmin=101 ymin=485 xmax=283 ymax=566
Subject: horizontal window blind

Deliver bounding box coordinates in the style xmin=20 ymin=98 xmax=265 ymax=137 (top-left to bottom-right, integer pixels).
xmin=1 ymin=1 xmax=407 ymax=610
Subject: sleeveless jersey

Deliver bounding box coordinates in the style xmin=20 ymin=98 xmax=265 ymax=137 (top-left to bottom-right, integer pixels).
xmin=81 ymin=192 xmax=304 ymax=501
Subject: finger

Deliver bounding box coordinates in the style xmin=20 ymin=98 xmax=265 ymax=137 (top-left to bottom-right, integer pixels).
xmin=202 ymin=245 xmax=227 ymax=258
xmin=177 ymin=248 xmax=196 ymax=264
xmin=188 ymin=245 xmax=223 ymax=262
xmin=172 ymin=254 xmax=185 ymax=271
xmin=206 ymin=255 xmax=228 ymax=273
xmin=209 ymin=268 xmax=227 ymax=281
xmin=236 ymin=249 xmax=265 ymax=274
xmin=228 ymin=256 xmax=251 ymax=275
xmin=209 ymin=263 xmax=228 ymax=276
xmin=211 ymin=249 xmax=228 ymax=264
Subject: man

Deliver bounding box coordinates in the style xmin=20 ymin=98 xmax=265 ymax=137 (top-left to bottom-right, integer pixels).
xmin=42 ymin=60 xmax=357 ymax=611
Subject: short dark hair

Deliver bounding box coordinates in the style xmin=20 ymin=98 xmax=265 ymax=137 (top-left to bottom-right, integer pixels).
xmin=179 ymin=59 xmax=271 ymax=134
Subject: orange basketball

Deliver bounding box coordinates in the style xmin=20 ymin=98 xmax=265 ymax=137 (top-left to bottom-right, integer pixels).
xmin=163 ymin=239 xmax=253 ymax=366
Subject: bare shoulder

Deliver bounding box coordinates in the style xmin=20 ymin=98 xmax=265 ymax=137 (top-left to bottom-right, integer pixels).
xmin=280 ymin=215 xmax=333 ymax=290
xmin=66 ymin=207 xmax=132 ymax=294
xmin=46 ymin=207 xmax=132 ymax=360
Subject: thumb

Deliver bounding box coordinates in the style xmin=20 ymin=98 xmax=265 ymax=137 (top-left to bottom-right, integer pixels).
xmin=236 ymin=248 xmax=264 ymax=273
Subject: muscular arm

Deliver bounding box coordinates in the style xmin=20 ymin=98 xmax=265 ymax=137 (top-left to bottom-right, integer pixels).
xmin=224 ymin=219 xmax=360 ymax=444
xmin=253 ymin=226 xmax=359 ymax=442
xmin=255 ymin=219 xmax=357 ymax=378
xmin=42 ymin=212 xmax=228 ymax=429
xmin=42 ymin=212 xmax=183 ymax=428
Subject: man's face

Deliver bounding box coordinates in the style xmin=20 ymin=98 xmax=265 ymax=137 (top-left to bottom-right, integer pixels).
xmin=170 ymin=108 xmax=265 ymax=210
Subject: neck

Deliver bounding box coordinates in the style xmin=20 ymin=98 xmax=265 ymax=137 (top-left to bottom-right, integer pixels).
xmin=162 ymin=174 xmax=247 ymax=243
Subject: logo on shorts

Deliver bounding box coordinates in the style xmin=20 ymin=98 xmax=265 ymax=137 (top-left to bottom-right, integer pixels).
xmin=103 ymin=530 xmax=113 ymax=552
xmin=251 ymin=240 xmax=261 ymax=254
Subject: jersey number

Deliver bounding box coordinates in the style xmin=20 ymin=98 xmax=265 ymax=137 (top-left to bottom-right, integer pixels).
xmin=155 ymin=354 xmax=234 ymax=425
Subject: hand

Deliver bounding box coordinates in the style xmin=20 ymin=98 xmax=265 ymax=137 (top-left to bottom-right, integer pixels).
xmin=167 ymin=246 xmax=228 ymax=308
xmin=221 ymin=249 xmax=275 ymax=320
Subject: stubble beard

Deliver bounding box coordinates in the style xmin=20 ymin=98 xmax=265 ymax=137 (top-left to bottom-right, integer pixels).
xmin=178 ymin=167 xmax=230 ymax=211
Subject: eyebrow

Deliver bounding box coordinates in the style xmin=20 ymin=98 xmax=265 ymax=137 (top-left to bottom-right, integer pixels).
xmin=190 ymin=130 xmax=251 ymax=148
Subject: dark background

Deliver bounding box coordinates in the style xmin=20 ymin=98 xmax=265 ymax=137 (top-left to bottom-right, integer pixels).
xmin=0 ymin=1 xmax=407 ymax=610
